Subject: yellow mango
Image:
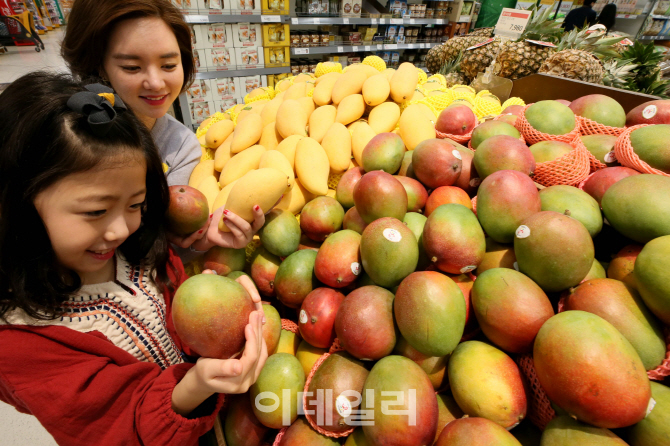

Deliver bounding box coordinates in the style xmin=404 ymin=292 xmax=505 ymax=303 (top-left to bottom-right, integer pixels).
xmin=274 ymin=91 xmax=286 ymax=100
xmin=347 ymin=119 xmax=367 ymax=137
xmin=321 ymin=122 xmax=352 ymax=173
xmin=399 ymin=103 xmax=436 ymax=151
xmin=219 ymin=168 xmax=290 ymax=232
xmin=351 ymin=122 xmax=377 ymax=166
xmin=231 ymin=113 xmax=263 ymax=154
xmin=284 ymin=82 xmax=307 ymax=100
xmin=315 ymin=71 xmax=341 ymax=86
xmin=211 ymin=179 xmax=239 ymax=212
xmin=199 ymin=117 xmax=213 ymax=130
xmin=349 ymin=64 xmax=381 ymax=79
xmin=259 ymin=121 xmax=281 ymax=151
xmin=213 ymin=134 xmax=234 ymax=172
xmin=295 ymin=137 xmax=330 ymax=196
xmin=287 ymin=178 xmax=317 ymax=214
xmin=390 ymin=62 xmax=419 ymax=103
xmin=410 ymin=89 xmax=425 ymax=102
xmin=368 ymin=102 xmax=401 ymax=133
xmin=362 ymin=74 xmax=391 ymax=106
xmin=305 ymin=82 xmax=315 ymax=97
xmin=205 ymin=120 xmax=235 ymax=149
xmin=219 ymin=144 xmax=266 ymax=187
xmin=275 ymin=99 xmax=308 ymax=139
xmin=276 ymin=78 xmax=291 ymax=92
xmin=197 ymin=134 xmax=207 ymax=147
xmin=326 ymin=189 xmax=337 ymax=199
xmin=275 ymin=329 xmax=301 ymax=355
xmin=313 ymin=74 xmax=340 ymax=106
xmin=196 ymin=175 xmax=221 ymax=213
xmin=293 ymin=73 xmax=315 ymax=84
xmin=416 ymin=103 xmax=437 ymax=122
xmin=331 ymin=70 xmax=368 ymax=105
xmin=335 ymin=94 xmax=365 ymax=125
xmin=296 ymin=340 xmax=328 ymax=376
xmin=189 ymin=160 xmax=216 ymax=188
xmin=274 ymin=188 xmax=293 ymax=212
xmin=308 ymin=105 xmax=337 ymax=143
xmin=275 ymin=135 xmax=304 ymax=170
xmin=383 ymin=68 xmax=396 ymax=83
xmin=259 ymin=150 xmax=295 ymax=190
xmin=260 ymin=97 xmax=282 ymax=127
xmin=297 ymin=96 xmax=316 ymax=121
xmin=236 ymin=100 xmax=268 ymax=122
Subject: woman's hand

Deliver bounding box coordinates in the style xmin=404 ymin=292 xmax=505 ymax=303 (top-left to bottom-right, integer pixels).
xmin=193 ymin=205 xmax=266 ymax=251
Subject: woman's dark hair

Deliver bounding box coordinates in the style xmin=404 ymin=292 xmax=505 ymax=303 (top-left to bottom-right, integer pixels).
xmin=0 ymin=72 xmax=172 ymax=320
xmin=598 ymin=3 xmax=617 ymax=31
xmin=61 ymin=0 xmax=194 ymax=92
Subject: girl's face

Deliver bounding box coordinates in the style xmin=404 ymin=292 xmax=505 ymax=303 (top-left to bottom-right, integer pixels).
xmin=102 ymin=17 xmax=184 ymax=129
xmin=34 ymin=155 xmax=147 ymax=285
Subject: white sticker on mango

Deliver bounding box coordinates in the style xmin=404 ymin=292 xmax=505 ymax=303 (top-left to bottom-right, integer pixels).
xmin=460 ymin=265 xmax=476 ymax=273
xmin=351 ymin=262 xmax=361 ymax=276
xmin=336 ymin=395 xmax=353 ymax=418
xmin=452 ymin=149 xmax=462 ymax=160
xmin=469 ymin=178 xmax=481 ymax=187
xmin=299 ymin=310 xmax=308 ymax=324
xmin=515 ymin=225 xmax=531 ymax=238
xmin=643 ymin=105 xmax=657 ymax=120
xmin=513 ymin=262 xmax=519 ymax=271
xmin=383 ymin=228 xmax=402 ymax=242
xmin=604 ymin=151 xmax=617 ymax=163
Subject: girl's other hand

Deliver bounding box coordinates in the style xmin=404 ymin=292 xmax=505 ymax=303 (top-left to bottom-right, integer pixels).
xmin=166 ymin=214 xmax=213 ymax=249
xmin=195 ymin=205 xmax=265 ymax=250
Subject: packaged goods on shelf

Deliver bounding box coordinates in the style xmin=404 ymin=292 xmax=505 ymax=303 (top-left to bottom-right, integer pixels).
xmin=195 ymin=24 xmax=235 ymax=49
xmin=189 ymin=101 xmax=216 ymax=124
xmin=341 ymin=0 xmax=362 ymax=17
xmin=231 ymin=23 xmax=262 ymax=47
xmin=193 ymin=49 xmax=207 ymax=71
xmin=262 ymin=0 xmax=289 ymax=14
xmin=240 ymin=75 xmax=262 ymax=94
xmin=265 ymin=46 xmax=291 ymax=66
xmin=205 ymin=48 xmax=237 ymax=70
xmin=262 ymin=23 xmax=290 ymax=47
xmin=235 ymin=47 xmax=265 ymax=68
xmin=186 ymin=79 xmax=214 ymax=103
xmin=215 ymin=98 xmax=242 ymax=113
xmin=211 ymin=77 xmax=240 ymax=100
xmin=233 ymin=0 xmax=261 ymax=14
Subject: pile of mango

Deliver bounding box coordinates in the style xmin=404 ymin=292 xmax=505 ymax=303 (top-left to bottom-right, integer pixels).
xmin=183 ymin=62 xmax=670 ymax=446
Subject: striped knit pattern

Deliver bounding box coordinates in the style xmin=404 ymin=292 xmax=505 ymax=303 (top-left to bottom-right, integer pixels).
xmin=1 ymin=255 xmax=184 ymax=370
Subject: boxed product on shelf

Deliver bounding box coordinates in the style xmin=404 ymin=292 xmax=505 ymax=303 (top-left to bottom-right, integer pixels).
xmin=211 ymin=77 xmax=239 ymax=100
xmin=264 ymin=46 xmax=290 ymax=66
xmin=341 ymin=0 xmax=362 ymax=18
xmin=205 ymin=48 xmax=237 ymax=70
xmin=235 ymin=47 xmax=265 ymax=68
xmin=239 ymin=75 xmax=262 ymax=93
xmin=348 ymin=56 xmax=362 ymax=64
xmin=215 ymin=98 xmax=242 ymax=113
xmin=189 ymin=25 xmax=198 ymax=48
xmin=391 ymin=51 xmax=400 ymax=65
xmin=231 ymin=23 xmax=262 ymax=47
xmin=186 ymin=79 xmax=214 ymax=103
xmin=262 ymin=23 xmax=290 ymax=47
xmin=387 ymin=0 xmax=408 ymax=16
xmin=233 ymin=0 xmax=261 ymax=14
xmin=195 ymin=24 xmax=234 ymax=49
xmin=190 ymin=101 xmax=216 ymax=124
xmin=198 ymin=0 xmax=231 ymax=12
xmin=193 ymin=49 xmax=208 ymax=70
xmin=172 ymin=0 xmax=199 ymax=13
xmin=262 ymin=0 xmax=289 ymax=14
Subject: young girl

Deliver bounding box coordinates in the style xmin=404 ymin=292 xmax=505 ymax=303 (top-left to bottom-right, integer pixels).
xmin=0 ymin=72 xmax=268 ymax=446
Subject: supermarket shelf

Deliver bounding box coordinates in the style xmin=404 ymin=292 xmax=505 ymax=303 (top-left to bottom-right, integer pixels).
xmin=616 ymin=14 xmax=643 ymax=19
xmin=651 ymin=14 xmax=670 ymax=19
xmin=194 ymin=66 xmax=291 ymax=79
xmin=639 ymin=35 xmax=670 ymax=40
xmin=290 ymin=17 xmax=449 ymax=25
xmin=291 ymin=42 xmax=441 ymax=55
xmin=184 ymin=14 xmax=285 ymax=23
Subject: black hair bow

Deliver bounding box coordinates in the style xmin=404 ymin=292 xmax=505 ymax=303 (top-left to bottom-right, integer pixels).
xmin=66 ymin=84 xmax=127 ymax=137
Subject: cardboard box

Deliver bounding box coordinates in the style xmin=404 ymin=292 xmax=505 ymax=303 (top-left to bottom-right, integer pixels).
xmin=201 ymin=0 xmax=230 ymax=12
xmin=205 ymin=48 xmax=237 ymax=70
xmin=193 ymin=49 xmax=208 ymax=70
xmin=185 ymin=79 xmax=214 ymax=103
xmin=232 ymin=0 xmax=261 ymax=14
xmin=231 ymin=23 xmax=262 ymax=48
xmin=215 ymin=98 xmax=242 ymax=113
xmin=262 ymin=23 xmax=290 ymax=47
xmin=262 ymin=0 xmax=289 ymax=14
xmin=188 ymin=25 xmax=199 ymax=49
xmin=235 ymin=47 xmax=265 ymax=69
xmin=172 ymin=0 xmax=199 ymax=12
xmin=240 ymin=75 xmax=262 ymax=94
xmin=197 ymin=24 xmax=234 ymax=49
xmin=211 ymin=77 xmax=239 ymax=100
xmin=264 ymin=46 xmax=290 ymax=67
xmin=190 ymin=101 xmax=216 ymax=124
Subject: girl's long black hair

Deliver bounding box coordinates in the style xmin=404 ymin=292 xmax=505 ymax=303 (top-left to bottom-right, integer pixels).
xmin=598 ymin=3 xmax=617 ymax=32
xmin=0 ymin=72 xmax=172 ymax=320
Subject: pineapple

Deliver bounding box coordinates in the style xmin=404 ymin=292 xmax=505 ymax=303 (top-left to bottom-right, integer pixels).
xmin=460 ymin=37 xmax=502 ymax=81
xmin=438 ymin=51 xmax=466 ymax=87
xmin=494 ymin=7 xmax=564 ymax=80
xmin=426 ymin=36 xmax=490 ymax=74
xmin=601 ymin=59 xmax=637 ymax=90
xmin=426 ymin=44 xmax=447 ymax=74
xmin=467 ymin=27 xmax=494 ymax=37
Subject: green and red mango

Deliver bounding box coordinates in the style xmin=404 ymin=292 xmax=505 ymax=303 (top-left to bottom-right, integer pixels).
xmin=314 ymin=229 xmax=361 ymax=288
xmin=360 ymin=217 xmax=418 ymax=288
xmin=362 ymin=132 xmax=406 ymax=174
xmin=473 ymin=135 xmax=535 ymax=179
xmin=435 ymin=417 xmax=522 ymax=446
xmin=298 ymin=288 xmax=345 ymax=349
xmin=300 ymin=196 xmax=345 ymax=241
xmin=166 ymin=185 xmax=210 ymax=235
xmin=336 ymin=167 xmax=365 ymax=209
xmin=353 ymin=171 xmax=408 ymax=223
xmin=411 ymin=139 xmax=463 ymax=188
xmin=274 ymin=249 xmax=319 ymax=308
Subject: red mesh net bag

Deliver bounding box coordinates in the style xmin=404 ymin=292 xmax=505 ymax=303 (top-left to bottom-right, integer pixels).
xmin=436 ymin=127 xmax=473 ymax=144
xmin=281 ymin=319 xmax=299 ymax=334
xmin=471 ymin=196 xmax=477 ymax=214
xmin=272 ymin=427 xmax=288 ymax=446
xmin=515 ymin=105 xmax=582 ymax=146
xmin=558 ymin=296 xmax=670 ymax=381
xmin=579 ymin=117 xmax=625 ymax=137
xmin=515 ymin=353 xmax=556 ymax=431
xmin=572 ymin=135 xmax=608 ymax=173
xmin=302 ymin=339 xmax=355 ymax=438
xmin=614 ymin=124 xmax=670 ymax=177
xmin=468 ymin=134 xmax=526 ymax=151
xmin=531 ymin=137 xmax=590 ymax=187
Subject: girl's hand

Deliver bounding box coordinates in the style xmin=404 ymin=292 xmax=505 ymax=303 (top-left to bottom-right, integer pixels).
xmin=166 ymin=214 xmax=213 ymax=249
xmin=193 ymin=205 xmax=265 ymax=251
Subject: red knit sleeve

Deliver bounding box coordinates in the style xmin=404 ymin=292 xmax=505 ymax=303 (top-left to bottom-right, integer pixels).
xmin=0 ymin=325 xmax=225 ymax=446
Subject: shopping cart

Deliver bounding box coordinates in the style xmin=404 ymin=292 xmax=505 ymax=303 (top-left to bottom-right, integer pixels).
xmin=0 ymin=13 xmax=45 ymax=52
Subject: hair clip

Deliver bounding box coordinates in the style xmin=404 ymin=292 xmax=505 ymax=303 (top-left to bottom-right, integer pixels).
xmin=66 ymin=84 xmax=127 ymax=137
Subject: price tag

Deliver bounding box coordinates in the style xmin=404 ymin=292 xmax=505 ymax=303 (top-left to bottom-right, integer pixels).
xmin=352 ymin=46 xmax=359 ymax=51
xmin=365 ymin=45 xmax=371 ymax=51
xmin=313 ymin=18 xmax=321 ymax=23
xmin=294 ymin=48 xmax=309 ymax=54
xmin=371 ymin=18 xmax=378 ymax=24
xmin=436 ymin=19 xmax=444 ymax=24
xmin=409 ymin=19 xmax=416 ymax=24
xmin=343 ymin=18 xmax=349 ymax=24
xmin=459 ymin=15 xmax=470 ymax=22
xmin=385 ymin=44 xmax=398 ymax=49
xmin=494 ymin=7 xmax=532 ymax=40
xmin=261 ymin=15 xmax=280 ymax=22
xmin=391 ymin=18 xmax=402 ymax=24
xmin=190 ymin=15 xmax=208 ymax=23
xmin=291 ymin=17 xmax=299 ymax=24
xmin=338 ymin=46 xmax=344 ymax=52
xmin=379 ymin=18 xmax=386 ymax=24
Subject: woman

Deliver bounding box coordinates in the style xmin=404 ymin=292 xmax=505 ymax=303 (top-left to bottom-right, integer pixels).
xmin=61 ymin=0 xmax=263 ymax=250
xmin=598 ymin=3 xmax=617 ymax=33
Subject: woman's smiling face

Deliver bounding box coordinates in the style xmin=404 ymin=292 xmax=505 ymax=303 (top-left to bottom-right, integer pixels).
xmin=102 ymin=17 xmax=184 ymax=129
